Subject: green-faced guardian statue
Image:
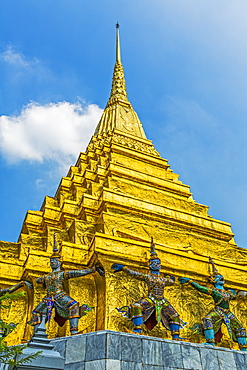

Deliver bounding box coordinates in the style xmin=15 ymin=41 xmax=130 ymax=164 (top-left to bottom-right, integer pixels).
xmin=179 ymin=257 xmax=247 ymax=350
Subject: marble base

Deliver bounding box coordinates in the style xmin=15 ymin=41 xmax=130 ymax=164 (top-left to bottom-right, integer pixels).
xmin=2 ymin=330 xmax=247 ymax=369
xmin=51 ymin=330 xmax=247 ymax=370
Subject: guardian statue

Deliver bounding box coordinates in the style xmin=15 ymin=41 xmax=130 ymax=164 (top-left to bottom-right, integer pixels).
xmin=111 ymin=238 xmax=186 ymax=339
xmin=28 ymin=233 xmax=104 ymax=335
xmin=179 ymin=257 xmax=247 ymax=350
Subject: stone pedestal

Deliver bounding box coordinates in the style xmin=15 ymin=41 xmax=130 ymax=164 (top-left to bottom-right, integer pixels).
xmin=50 ymin=330 xmax=247 ymax=370
xmin=2 ymin=330 xmax=247 ymax=369
xmin=15 ymin=317 xmax=65 ymax=370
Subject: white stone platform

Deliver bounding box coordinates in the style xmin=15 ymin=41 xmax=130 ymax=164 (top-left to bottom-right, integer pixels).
xmin=1 ymin=330 xmax=247 ymax=369
xmin=49 ymin=330 xmax=247 ymax=370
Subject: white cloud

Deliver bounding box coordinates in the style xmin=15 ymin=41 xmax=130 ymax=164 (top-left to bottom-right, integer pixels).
xmin=0 ymin=45 xmax=53 ymax=86
xmin=0 ymin=101 xmax=103 ymax=172
xmin=1 ymin=45 xmax=40 ymax=69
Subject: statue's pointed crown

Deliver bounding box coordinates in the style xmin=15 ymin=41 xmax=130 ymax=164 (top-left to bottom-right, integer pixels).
xmin=208 ymin=256 xmax=222 ymax=283
xmin=209 ymin=256 xmax=218 ymax=275
xmin=94 ymin=23 xmax=147 ymax=139
xmin=149 ymin=237 xmax=160 ymax=262
xmin=51 ymin=232 xmax=61 ymax=259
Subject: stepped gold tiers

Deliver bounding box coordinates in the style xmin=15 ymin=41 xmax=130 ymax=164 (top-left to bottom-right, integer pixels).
xmin=1 ymin=25 xmax=247 ymax=351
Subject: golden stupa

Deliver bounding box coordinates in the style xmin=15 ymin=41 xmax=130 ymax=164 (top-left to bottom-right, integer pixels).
xmin=1 ymin=25 xmax=247 ymax=349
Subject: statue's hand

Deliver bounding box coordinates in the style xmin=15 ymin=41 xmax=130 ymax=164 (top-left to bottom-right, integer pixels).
xmin=238 ymin=291 xmax=247 ymax=298
xmin=111 ymin=263 xmax=124 ymax=273
xmin=95 ymin=262 xmax=105 ymax=276
xmin=23 ymin=281 xmax=33 ymax=290
xmin=36 ymin=277 xmax=43 ymax=284
xmin=165 ymin=275 xmax=175 ymax=282
xmin=179 ymin=277 xmax=191 ymax=284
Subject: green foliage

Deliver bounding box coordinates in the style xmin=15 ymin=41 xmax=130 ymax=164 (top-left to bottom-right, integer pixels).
xmin=0 ymin=292 xmax=25 ymax=309
xmin=0 ymin=290 xmax=42 ymax=366
xmin=0 ymin=342 xmax=42 ymax=366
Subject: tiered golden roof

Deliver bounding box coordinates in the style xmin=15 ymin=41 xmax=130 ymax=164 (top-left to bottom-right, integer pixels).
xmin=1 ymin=24 xmax=247 ymax=349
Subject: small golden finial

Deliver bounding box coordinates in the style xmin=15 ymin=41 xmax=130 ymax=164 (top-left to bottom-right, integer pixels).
xmin=116 ymin=22 xmax=121 ymax=63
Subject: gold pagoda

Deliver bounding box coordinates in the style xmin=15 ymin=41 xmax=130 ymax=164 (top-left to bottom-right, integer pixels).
xmin=1 ymin=25 xmax=247 ymax=349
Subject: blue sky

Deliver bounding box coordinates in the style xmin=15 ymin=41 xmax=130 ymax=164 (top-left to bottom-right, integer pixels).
xmin=1 ymin=1 xmax=247 ymax=247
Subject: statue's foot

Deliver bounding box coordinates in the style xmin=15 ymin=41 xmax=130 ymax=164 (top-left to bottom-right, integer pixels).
xmin=133 ymin=329 xmax=142 ymax=334
xmin=70 ymin=330 xmax=79 ymax=336
xmin=237 ymin=337 xmax=247 ymax=351
xmin=34 ymin=324 xmax=40 ymax=333
xmin=239 ymin=344 xmax=247 ymax=351
xmin=172 ymin=336 xmax=186 ymax=341
xmin=203 ymin=342 xmax=215 ymax=346
xmin=133 ymin=325 xmax=142 ymax=334
xmin=123 ymin=326 xmax=142 ymax=335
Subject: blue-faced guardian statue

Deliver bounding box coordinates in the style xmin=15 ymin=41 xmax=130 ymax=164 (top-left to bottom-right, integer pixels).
xmin=111 ymin=238 xmax=186 ymax=339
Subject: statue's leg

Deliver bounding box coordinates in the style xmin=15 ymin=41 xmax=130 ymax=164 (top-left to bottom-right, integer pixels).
xmin=130 ymin=303 xmax=143 ymax=333
xmin=0 ymin=320 xmax=4 ymax=337
xmin=203 ymin=315 xmax=215 ymax=346
xmin=69 ymin=317 xmax=79 ymax=335
xmin=28 ymin=309 xmax=43 ymax=333
xmin=234 ymin=324 xmax=247 ymax=351
xmin=237 ymin=336 xmax=247 ymax=351
xmin=28 ymin=300 xmax=47 ymax=333
xmin=162 ymin=304 xmax=185 ymax=340
xmin=203 ymin=329 xmax=215 ymax=346
xmin=170 ymin=323 xmax=182 ymax=340
xmin=69 ymin=303 xmax=80 ymax=335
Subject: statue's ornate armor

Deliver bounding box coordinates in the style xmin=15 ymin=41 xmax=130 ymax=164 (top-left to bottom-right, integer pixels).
xmin=29 ymin=268 xmax=94 ymax=328
xmin=119 ymin=267 xmax=185 ymax=331
xmin=191 ymin=281 xmax=246 ymax=343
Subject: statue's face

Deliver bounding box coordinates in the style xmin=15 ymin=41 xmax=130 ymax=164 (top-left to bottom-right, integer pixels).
xmin=214 ymin=274 xmax=225 ymax=287
xmin=50 ymin=258 xmax=61 ymax=270
xmin=150 ymin=258 xmax=161 ymax=273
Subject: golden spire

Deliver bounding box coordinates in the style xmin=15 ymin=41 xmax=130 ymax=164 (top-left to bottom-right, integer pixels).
xmin=108 ymin=23 xmax=128 ymax=102
xmin=94 ymin=23 xmax=147 ymax=139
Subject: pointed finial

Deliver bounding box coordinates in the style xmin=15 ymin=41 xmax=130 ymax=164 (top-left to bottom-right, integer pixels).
xmin=116 ymin=22 xmax=121 ymax=63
